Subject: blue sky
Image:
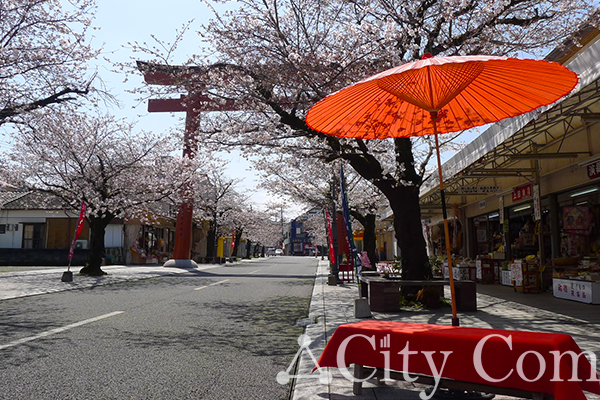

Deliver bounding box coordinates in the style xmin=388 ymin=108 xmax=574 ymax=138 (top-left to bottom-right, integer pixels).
xmin=90 ymin=0 xmax=287 ymax=213
xmin=91 ymin=0 xmax=213 ymax=136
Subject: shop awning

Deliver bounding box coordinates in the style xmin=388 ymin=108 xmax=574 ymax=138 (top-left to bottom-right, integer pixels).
xmin=419 ymin=28 xmax=600 ymax=209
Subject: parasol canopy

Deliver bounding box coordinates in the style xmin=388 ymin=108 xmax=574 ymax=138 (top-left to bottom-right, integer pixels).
xmin=306 ymin=54 xmax=578 ymax=326
xmin=306 ymin=55 xmax=578 ymax=139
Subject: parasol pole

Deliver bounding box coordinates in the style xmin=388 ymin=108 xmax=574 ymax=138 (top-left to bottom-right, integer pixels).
xmin=431 ymin=111 xmax=459 ymax=327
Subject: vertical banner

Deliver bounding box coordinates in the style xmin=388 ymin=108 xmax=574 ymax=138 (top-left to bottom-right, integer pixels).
xmin=325 ymin=208 xmax=336 ymax=264
xmin=533 ymin=185 xmax=542 ymax=221
xmin=231 ymin=228 xmax=236 ymax=250
xmin=340 ymin=166 xmax=361 ymax=273
xmin=499 ymin=196 xmax=507 ymax=253
xmin=68 ymin=202 xmax=87 ymax=264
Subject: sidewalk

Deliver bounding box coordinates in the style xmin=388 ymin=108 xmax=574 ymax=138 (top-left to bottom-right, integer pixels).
xmin=292 ymin=260 xmax=600 ymax=400
xmin=0 ymin=263 xmax=229 ymax=301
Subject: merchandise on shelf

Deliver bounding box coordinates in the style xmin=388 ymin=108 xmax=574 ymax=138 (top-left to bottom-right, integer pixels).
xmin=551 ymin=257 xmax=600 ymax=304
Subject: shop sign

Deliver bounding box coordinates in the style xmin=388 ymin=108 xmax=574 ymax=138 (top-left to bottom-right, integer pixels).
xmin=512 ymin=183 xmax=533 ymax=202
xmin=499 ymin=196 xmax=505 ymax=222
xmin=587 ymin=160 xmax=600 ymax=180
xmin=458 ymin=185 xmax=501 ymax=195
xmin=510 ymin=262 xmax=523 ymax=287
xmin=478 ymin=199 xmax=486 ymax=209
xmin=553 ymin=279 xmax=593 ymax=304
xmin=533 ymin=185 xmax=541 ymax=221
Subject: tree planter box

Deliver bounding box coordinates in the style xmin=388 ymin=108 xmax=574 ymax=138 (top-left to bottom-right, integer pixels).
xmin=359 ymin=276 xmax=477 ymax=312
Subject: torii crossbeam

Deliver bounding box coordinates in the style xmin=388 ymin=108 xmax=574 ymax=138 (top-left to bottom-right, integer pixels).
xmin=137 ymin=61 xmax=237 ymax=268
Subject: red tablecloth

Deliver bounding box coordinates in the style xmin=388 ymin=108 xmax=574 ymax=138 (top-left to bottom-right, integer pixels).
xmin=316 ymin=320 xmax=600 ymax=400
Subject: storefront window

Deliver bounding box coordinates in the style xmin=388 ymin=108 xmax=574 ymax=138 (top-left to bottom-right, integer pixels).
xmin=509 ymin=204 xmax=536 ymax=259
xmin=471 ymin=213 xmax=500 ymax=256
xmin=557 ymin=185 xmax=600 ymax=258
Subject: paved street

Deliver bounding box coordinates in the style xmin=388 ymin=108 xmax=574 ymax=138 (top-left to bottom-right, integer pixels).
xmin=0 ymin=257 xmax=318 ymax=399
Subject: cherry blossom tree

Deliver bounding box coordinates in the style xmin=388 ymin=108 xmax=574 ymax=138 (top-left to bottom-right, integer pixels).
xmin=191 ymin=163 xmax=245 ymax=260
xmin=246 ymin=203 xmax=287 ymax=255
xmin=254 ymin=153 xmax=384 ymax=266
xmin=131 ymin=0 xmax=598 ymax=280
xmin=0 ymin=0 xmax=101 ymax=125
xmin=233 ymin=204 xmax=284 ymax=258
xmin=301 ymin=212 xmax=327 ymax=257
xmin=6 ymin=108 xmax=187 ymax=275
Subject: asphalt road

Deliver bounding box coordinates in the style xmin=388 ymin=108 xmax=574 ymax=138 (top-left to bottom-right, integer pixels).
xmin=0 ymin=256 xmax=318 ymax=399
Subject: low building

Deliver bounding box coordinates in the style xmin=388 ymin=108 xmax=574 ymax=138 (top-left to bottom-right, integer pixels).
xmin=419 ymin=27 xmax=600 ymax=265
xmin=0 ymin=191 xmax=94 ymax=265
xmin=0 ymin=191 xmax=179 ymax=266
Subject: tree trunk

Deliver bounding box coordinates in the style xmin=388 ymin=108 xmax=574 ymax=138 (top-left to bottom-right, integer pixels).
xmin=343 ymin=137 xmax=432 ymax=283
xmin=206 ymin=221 xmax=216 ymax=259
xmin=232 ymin=229 xmax=243 ymax=258
xmin=387 ymin=185 xmax=431 ymax=280
xmin=79 ymin=215 xmax=112 ymax=276
xmin=245 ymin=240 xmax=251 ymax=259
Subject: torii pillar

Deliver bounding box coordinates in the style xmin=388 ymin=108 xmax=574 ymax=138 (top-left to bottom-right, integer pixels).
xmin=137 ymin=61 xmax=235 ymax=268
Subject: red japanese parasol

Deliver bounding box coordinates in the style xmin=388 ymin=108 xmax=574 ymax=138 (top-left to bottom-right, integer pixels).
xmin=306 ymin=54 xmax=578 ymax=326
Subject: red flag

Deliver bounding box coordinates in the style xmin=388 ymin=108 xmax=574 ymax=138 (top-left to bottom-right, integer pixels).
xmin=231 ymin=228 xmax=236 ymax=249
xmin=68 ymin=202 xmax=87 ymax=262
xmin=325 ymin=209 xmax=335 ymax=263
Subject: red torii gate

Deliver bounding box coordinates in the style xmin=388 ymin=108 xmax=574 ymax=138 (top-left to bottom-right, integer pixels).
xmin=137 ymin=61 xmax=237 ymax=268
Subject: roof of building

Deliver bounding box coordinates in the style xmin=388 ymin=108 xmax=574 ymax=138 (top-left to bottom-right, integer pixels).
xmin=0 ymin=190 xmax=30 ymax=210
xmin=0 ymin=191 xmax=74 ymax=211
xmin=419 ymin=29 xmax=600 ymax=199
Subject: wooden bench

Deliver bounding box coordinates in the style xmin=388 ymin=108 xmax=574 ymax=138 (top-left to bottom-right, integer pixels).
xmin=359 ymin=275 xmax=477 ymax=312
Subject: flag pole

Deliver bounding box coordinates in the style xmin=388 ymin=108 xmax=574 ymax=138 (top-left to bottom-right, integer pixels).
xmin=63 ymin=201 xmax=87 ymax=282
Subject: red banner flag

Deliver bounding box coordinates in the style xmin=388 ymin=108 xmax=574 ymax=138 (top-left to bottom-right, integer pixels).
xmin=231 ymin=228 xmax=236 ymax=249
xmin=68 ymin=202 xmax=87 ymax=263
xmin=325 ymin=209 xmax=335 ymax=263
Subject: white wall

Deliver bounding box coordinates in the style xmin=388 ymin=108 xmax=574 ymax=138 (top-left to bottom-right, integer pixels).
xmin=104 ymin=224 xmax=124 ymax=248
xmin=0 ymin=210 xmax=51 ymax=248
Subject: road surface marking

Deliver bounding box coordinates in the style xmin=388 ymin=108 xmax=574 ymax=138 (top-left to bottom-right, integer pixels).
xmin=194 ymin=279 xmax=229 ymax=290
xmin=248 ymin=269 xmax=261 ymax=274
xmin=0 ymin=311 xmax=124 ymax=351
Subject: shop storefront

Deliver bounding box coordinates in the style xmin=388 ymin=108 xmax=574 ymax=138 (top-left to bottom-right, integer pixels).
xmin=417 ymin=28 xmax=600 ymax=302
xmin=127 ymin=219 xmax=176 ymax=264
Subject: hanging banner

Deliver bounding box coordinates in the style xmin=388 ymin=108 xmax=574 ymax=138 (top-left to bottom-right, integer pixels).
xmin=68 ymin=202 xmax=87 ymax=263
xmin=586 ymin=159 xmax=600 ymax=180
xmin=325 ymin=208 xmax=335 ymax=264
xmin=533 ymin=185 xmax=542 ymax=221
xmin=231 ymin=228 xmax=236 ymax=249
xmin=340 ymin=165 xmax=361 ymax=270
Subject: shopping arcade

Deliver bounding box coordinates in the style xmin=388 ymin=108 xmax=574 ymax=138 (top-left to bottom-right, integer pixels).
xmin=418 ymin=27 xmax=600 ymax=265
